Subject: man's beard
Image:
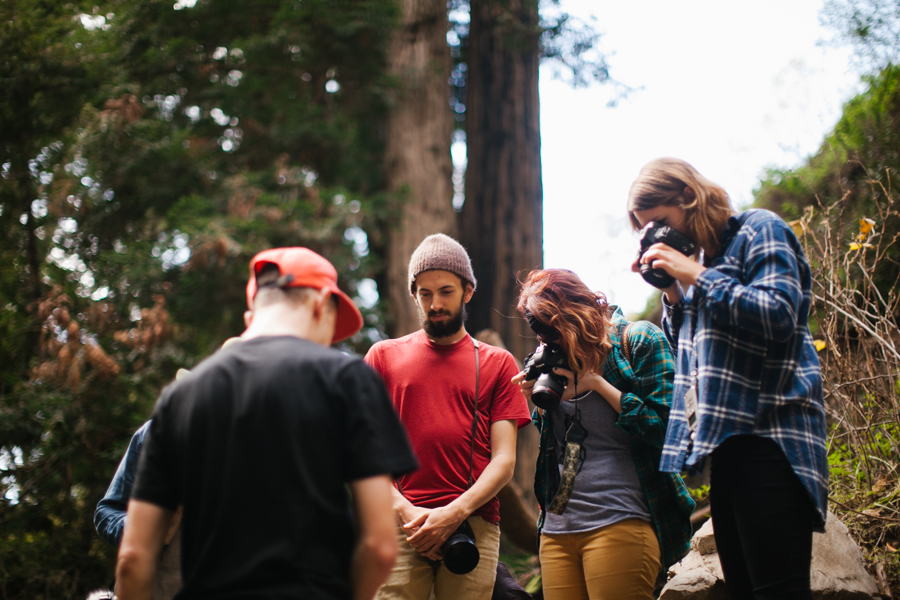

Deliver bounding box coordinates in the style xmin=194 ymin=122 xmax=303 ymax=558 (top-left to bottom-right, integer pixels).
xmin=420 ymin=301 xmax=467 ymax=339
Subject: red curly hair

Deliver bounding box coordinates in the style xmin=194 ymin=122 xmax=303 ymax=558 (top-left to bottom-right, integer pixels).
xmin=516 ymin=269 xmax=613 ymax=377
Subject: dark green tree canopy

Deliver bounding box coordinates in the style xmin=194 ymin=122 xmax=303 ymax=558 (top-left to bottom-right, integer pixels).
xmin=0 ymin=2 xmax=399 ymax=597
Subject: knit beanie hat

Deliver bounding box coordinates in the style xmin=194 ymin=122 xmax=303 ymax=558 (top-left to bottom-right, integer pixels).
xmin=408 ymin=233 xmax=477 ymax=295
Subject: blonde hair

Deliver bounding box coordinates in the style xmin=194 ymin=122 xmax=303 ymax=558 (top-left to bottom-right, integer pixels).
xmin=627 ymin=158 xmax=735 ymax=257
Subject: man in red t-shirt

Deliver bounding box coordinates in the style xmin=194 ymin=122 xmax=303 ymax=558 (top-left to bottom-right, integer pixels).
xmin=365 ymin=233 xmax=530 ymax=600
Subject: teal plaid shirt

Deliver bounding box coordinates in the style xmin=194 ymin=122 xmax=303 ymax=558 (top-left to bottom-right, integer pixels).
xmin=533 ymin=307 xmax=695 ymax=569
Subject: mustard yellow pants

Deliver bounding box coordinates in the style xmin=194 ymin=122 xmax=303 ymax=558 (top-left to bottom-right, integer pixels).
xmin=540 ymin=518 xmax=660 ymax=600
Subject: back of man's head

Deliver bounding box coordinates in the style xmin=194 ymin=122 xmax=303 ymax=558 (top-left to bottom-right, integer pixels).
xmin=245 ymin=247 xmax=363 ymax=343
xmin=252 ymin=263 xmax=318 ymax=309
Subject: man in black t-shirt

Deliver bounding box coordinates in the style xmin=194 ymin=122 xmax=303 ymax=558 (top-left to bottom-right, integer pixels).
xmin=115 ymin=248 xmax=418 ymax=600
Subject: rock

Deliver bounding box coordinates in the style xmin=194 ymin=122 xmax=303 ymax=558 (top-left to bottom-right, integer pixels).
xmin=660 ymin=519 xmax=728 ymax=600
xmin=659 ymin=512 xmax=878 ymax=600
xmin=810 ymin=512 xmax=879 ymax=599
xmin=692 ymin=519 xmax=719 ymax=557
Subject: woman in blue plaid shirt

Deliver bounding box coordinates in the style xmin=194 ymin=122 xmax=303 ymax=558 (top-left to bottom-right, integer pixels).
xmin=512 ymin=269 xmax=694 ymax=600
xmin=628 ymin=158 xmax=827 ymax=600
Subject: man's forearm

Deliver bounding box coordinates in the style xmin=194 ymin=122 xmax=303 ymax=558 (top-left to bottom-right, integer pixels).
xmin=350 ymin=475 xmax=398 ymax=600
xmin=115 ymin=499 xmax=172 ymax=600
xmin=114 ymin=551 xmax=156 ymax=600
xmin=403 ymin=420 xmax=518 ymax=558
xmin=351 ymin=535 xmax=397 ymax=600
xmin=447 ymin=420 xmax=518 ymax=519
xmin=446 ymin=452 xmax=515 ymax=519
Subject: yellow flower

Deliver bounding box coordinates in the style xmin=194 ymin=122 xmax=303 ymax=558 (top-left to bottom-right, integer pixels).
xmin=859 ymin=217 xmax=875 ymax=237
xmin=813 ymin=339 xmax=826 ymax=352
xmin=849 ymin=242 xmax=874 ymax=251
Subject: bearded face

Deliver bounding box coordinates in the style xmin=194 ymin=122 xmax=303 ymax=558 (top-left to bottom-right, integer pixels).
xmin=419 ymin=298 xmax=467 ymax=339
xmin=413 ymin=269 xmax=472 ymax=341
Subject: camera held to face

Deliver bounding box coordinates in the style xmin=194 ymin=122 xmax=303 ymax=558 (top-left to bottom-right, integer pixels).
xmin=441 ymin=519 xmax=479 ymax=574
xmin=523 ymin=342 xmax=571 ymax=410
xmin=637 ymin=221 xmax=697 ymax=289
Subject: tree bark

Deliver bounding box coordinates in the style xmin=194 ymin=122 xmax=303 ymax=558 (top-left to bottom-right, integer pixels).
xmin=497 ymin=480 xmax=538 ymax=554
xmin=460 ymin=0 xmax=543 ymax=502
xmin=382 ymin=0 xmax=457 ymax=337
xmin=459 ymin=0 xmax=542 ymax=365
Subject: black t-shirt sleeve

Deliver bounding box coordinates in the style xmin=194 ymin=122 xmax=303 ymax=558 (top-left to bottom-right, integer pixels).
xmin=131 ymin=389 xmax=180 ymax=511
xmin=337 ymin=360 xmax=418 ymax=481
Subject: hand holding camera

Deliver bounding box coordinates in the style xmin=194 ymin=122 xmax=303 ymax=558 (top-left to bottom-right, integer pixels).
xmin=636 ymin=221 xmax=697 ymax=289
xmin=522 ymin=342 xmax=572 ymax=410
xmin=404 ymin=505 xmax=479 ymax=573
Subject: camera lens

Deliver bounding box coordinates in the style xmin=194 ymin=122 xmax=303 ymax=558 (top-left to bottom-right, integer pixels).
xmin=532 ymin=373 xmax=565 ymax=410
xmin=640 ymin=262 xmax=676 ymax=289
xmin=441 ymin=520 xmax=479 ymax=574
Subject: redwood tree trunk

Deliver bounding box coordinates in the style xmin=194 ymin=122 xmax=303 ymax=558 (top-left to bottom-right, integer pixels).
xmin=382 ymin=0 xmax=457 ymax=337
xmin=460 ymin=0 xmax=543 ymax=505
xmin=460 ymin=0 xmax=542 ymax=365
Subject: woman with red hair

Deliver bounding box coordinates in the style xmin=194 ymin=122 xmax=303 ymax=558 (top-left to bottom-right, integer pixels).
xmin=512 ymin=269 xmax=693 ymax=600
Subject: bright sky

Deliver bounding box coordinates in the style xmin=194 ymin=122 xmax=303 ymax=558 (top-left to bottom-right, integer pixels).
xmin=539 ymin=0 xmax=859 ymax=315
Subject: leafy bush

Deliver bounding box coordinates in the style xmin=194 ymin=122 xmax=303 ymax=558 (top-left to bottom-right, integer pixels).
xmin=785 ymin=178 xmax=900 ymax=595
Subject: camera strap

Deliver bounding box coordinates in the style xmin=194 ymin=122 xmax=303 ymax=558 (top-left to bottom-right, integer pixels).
xmin=621 ymin=322 xmax=635 ymax=365
xmin=547 ymin=410 xmax=587 ymax=515
xmin=466 ymin=337 xmax=481 ymax=488
xmin=684 ymin=295 xmax=700 ymax=441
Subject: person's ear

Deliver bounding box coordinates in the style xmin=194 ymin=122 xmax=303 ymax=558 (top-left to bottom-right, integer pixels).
xmin=312 ymin=288 xmax=332 ymax=320
xmin=243 ymin=310 xmax=253 ymax=328
xmin=463 ymin=282 xmax=475 ymax=304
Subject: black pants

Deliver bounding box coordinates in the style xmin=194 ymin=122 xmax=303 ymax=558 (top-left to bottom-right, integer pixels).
xmin=709 ymin=435 xmax=815 ymax=600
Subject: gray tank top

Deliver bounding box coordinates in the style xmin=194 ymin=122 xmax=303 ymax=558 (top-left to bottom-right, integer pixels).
xmin=542 ymin=390 xmax=651 ymax=534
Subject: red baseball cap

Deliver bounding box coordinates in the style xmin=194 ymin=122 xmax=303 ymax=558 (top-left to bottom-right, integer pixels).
xmin=246 ymin=247 xmax=363 ymax=343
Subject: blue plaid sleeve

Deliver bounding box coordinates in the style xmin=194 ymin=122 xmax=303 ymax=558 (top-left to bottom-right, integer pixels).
xmin=695 ymin=218 xmax=803 ymax=343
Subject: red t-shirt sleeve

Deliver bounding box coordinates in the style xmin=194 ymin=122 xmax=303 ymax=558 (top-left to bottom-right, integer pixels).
xmin=488 ymin=350 xmax=531 ymax=430
xmin=363 ymin=343 xmax=383 ymax=375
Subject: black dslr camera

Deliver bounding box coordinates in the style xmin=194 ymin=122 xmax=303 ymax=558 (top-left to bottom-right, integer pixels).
xmin=637 ymin=221 xmax=696 ymax=289
xmin=522 ymin=342 xmax=570 ymax=410
xmin=441 ymin=519 xmax=479 ymax=574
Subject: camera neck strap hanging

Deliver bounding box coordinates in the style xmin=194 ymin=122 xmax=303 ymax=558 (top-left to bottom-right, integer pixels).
xmin=684 ymin=294 xmax=700 ymax=440
xmin=396 ymin=336 xmax=483 ymax=501
xmin=466 ymin=337 xmax=481 ymax=488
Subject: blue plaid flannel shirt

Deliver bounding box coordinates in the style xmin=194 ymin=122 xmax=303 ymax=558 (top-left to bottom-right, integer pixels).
xmin=660 ymin=209 xmax=828 ymax=529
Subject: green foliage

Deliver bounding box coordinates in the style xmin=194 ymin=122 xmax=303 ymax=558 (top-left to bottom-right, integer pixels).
xmin=757 ymin=66 xmax=900 ymax=208
xmin=753 ymin=40 xmax=900 ymax=587
xmin=686 ymin=483 xmax=710 ymax=505
xmin=0 ymin=1 xmax=399 ymax=597
xmin=498 ymin=534 xmax=540 ymax=591
xmin=828 ymin=421 xmax=900 ymax=591
xmin=822 ymin=0 xmax=900 ymax=74
xmin=773 ymin=179 xmax=900 ymax=593
xmin=446 ymin=0 xmax=627 ymax=132
xmin=755 ymin=65 xmax=900 ymax=297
